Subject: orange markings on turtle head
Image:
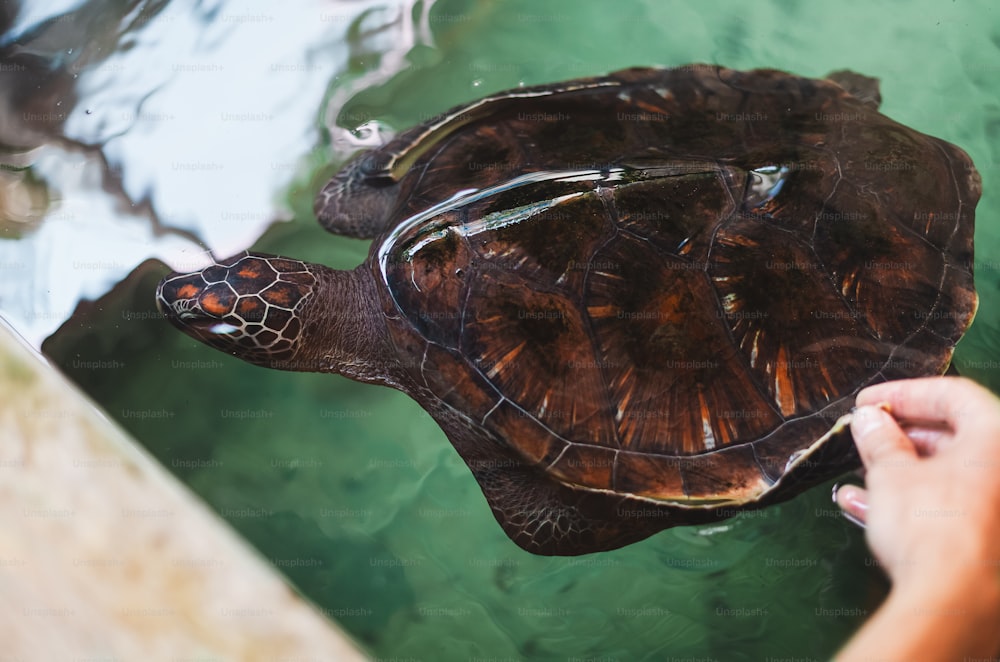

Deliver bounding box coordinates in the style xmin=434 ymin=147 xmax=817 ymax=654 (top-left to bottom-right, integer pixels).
xmin=265 ymin=291 xmax=289 ymax=306
xmin=261 ymin=283 xmax=299 ymax=307
xmin=200 ymin=291 xmax=230 ymax=316
xmin=237 ymin=265 xmax=264 ymax=279
xmin=235 ymin=297 xmax=265 ymax=321
xmin=177 ymin=283 xmax=200 ymax=299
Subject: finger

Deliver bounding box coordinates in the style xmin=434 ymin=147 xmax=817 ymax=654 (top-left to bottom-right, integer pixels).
xmin=851 ymin=404 xmax=917 ymax=469
xmin=900 ymin=424 xmax=953 ymax=456
xmin=834 ymin=483 xmax=868 ymax=526
xmin=857 ymin=376 xmax=998 ymax=430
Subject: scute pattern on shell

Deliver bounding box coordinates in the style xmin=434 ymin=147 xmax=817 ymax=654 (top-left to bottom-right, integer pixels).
xmin=376 ymin=64 xmax=978 ymax=509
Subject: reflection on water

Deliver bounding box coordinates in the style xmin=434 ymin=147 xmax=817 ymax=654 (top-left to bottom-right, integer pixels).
xmin=0 ymin=0 xmax=422 ymax=346
xmin=11 ymin=0 xmax=1000 ymax=659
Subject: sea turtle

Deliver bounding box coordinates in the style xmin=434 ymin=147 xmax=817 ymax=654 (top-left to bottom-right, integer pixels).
xmin=156 ymin=65 xmax=980 ymax=555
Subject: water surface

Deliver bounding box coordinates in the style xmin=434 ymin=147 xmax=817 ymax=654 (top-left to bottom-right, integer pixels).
xmin=6 ymin=0 xmax=999 ymax=659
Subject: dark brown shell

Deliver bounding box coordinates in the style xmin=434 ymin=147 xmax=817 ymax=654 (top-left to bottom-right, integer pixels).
xmin=371 ymin=65 xmax=979 ymax=509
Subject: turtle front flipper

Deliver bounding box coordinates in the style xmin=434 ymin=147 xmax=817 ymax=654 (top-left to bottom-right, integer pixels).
xmin=315 ymin=72 xmax=626 ymax=239
xmin=314 ymin=151 xmax=403 ymax=239
xmin=314 ymin=108 xmax=493 ymax=239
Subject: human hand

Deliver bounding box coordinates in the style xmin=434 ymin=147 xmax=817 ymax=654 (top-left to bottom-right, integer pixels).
xmin=835 ymin=376 xmax=1000 ymax=585
xmin=833 ymin=376 xmax=1000 ymax=661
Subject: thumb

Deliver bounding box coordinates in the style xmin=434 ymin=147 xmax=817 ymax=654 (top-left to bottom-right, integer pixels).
xmin=851 ymin=404 xmax=917 ymax=469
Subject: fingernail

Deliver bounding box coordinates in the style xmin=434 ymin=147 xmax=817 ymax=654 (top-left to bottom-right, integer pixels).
xmin=842 ymin=486 xmax=867 ymax=514
xmin=841 ymin=509 xmax=867 ymax=529
xmin=834 ymin=484 xmax=868 ymax=529
xmin=851 ymin=405 xmax=887 ymax=439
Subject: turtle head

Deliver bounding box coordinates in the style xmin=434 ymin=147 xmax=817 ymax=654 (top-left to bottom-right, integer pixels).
xmin=156 ymin=252 xmax=320 ymax=370
xmin=156 ymin=252 xmax=389 ymax=380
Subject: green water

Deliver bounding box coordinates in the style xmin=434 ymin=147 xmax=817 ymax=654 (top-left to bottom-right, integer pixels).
xmin=33 ymin=0 xmax=1000 ymax=659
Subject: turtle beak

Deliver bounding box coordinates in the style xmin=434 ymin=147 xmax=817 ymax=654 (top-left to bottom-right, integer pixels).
xmin=155 ymin=276 xmax=186 ymax=321
xmin=155 ymin=273 xmax=234 ymax=335
xmin=155 ymin=274 xmax=201 ymax=323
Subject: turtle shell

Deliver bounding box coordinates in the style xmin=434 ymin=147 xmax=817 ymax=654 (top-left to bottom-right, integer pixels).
xmin=370 ymin=65 xmax=978 ymax=509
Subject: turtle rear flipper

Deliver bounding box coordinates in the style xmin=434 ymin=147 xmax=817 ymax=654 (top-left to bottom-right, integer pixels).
xmin=473 ymin=459 xmax=663 ymax=555
xmin=471 ymin=457 xmax=735 ymax=555
xmin=442 ymin=420 xmax=688 ymax=555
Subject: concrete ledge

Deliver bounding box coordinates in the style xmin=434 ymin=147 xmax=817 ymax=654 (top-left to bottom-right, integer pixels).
xmin=0 ymin=320 xmax=368 ymax=661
